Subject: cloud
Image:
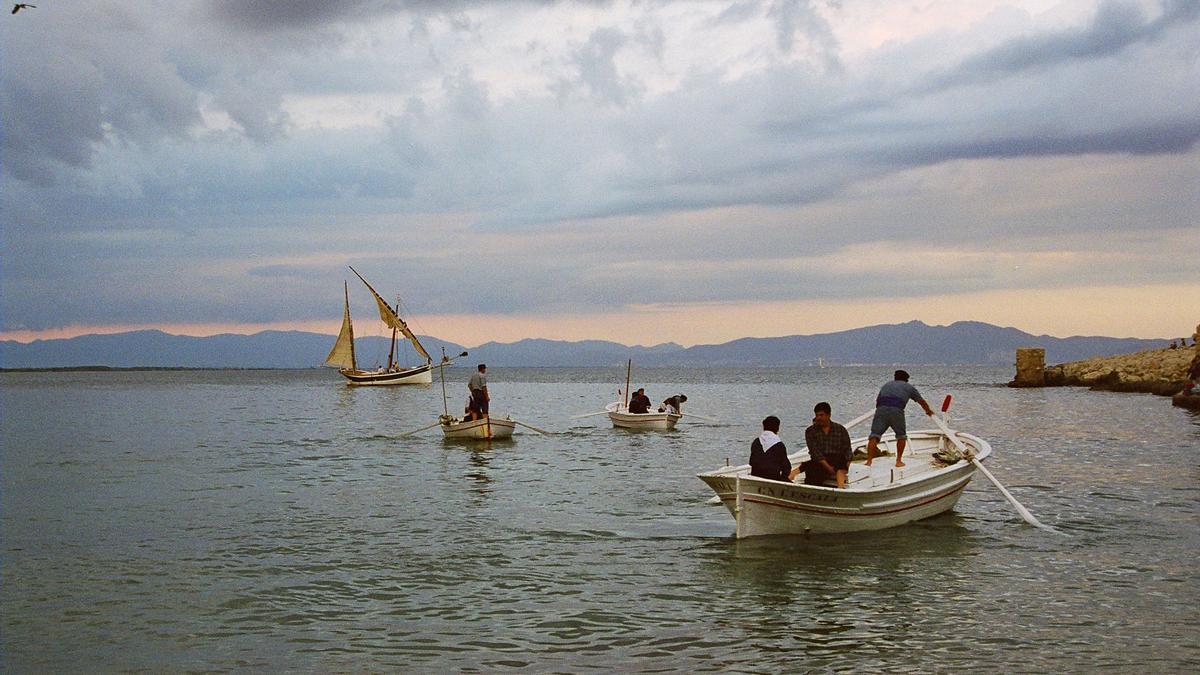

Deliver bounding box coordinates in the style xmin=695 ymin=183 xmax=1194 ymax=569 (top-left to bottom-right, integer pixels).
xmin=1 ymin=0 xmax=1197 ymax=338
xmin=925 ymin=0 xmax=1200 ymax=92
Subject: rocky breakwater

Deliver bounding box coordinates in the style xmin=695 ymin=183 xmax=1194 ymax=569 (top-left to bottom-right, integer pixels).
xmin=1044 ymin=344 xmax=1195 ymax=398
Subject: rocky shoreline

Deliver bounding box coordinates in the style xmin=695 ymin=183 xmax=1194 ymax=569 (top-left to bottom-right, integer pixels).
xmin=1026 ymin=325 xmax=1200 ymax=410
xmin=1043 ymin=344 xmax=1195 ymax=396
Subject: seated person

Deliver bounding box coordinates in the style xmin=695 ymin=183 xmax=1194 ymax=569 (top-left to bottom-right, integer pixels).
xmin=749 ymin=415 xmax=803 ymax=482
xmin=628 ymin=388 xmax=651 ymax=414
xmin=804 ymin=401 xmax=852 ymax=488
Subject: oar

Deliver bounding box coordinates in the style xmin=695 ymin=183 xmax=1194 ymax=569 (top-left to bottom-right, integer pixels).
xmin=680 ymin=412 xmax=720 ymax=423
xmin=398 ymin=420 xmax=442 ymax=437
xmin=843 ymin=409 xmax=875 ymax=431
xmin=570 ymin=410 xmax=611 ymax=419
xmin=929 ymin=414 xmax=1051 ymax=531
xmin=513 ymin=420 xmax=554 ymax=435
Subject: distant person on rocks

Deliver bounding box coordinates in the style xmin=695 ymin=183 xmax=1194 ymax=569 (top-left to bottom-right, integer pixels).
xmin=659 ymin=394 xmax=687 ymax=414
xmin=804 ymin=402 xmax=853 ymax=488
xmin=1187 ymin=359 xmax=1200 ymax=394
xmin=628 ymin=388 xmax=652 ymax=414
xmin=467 ymin=364 xmax=489 ymax=420
xmin=865 ymin=370 xmax=935 ymax=468
xmin=749 ymin=415 xmax=802 ymax=483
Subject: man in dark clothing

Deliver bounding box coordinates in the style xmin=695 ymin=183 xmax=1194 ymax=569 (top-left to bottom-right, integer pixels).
xmin=467 ymin=364 xmax=489 ymax=420
xmin=749 ymin=416 xmax=802 ymax=483
xmin=659 ymin=394 xmax=687 ymax=414
xmin=628 ymin=388 xmax=651 ymax=414
xmin=804 ymin=401 xmax=853 ymax=488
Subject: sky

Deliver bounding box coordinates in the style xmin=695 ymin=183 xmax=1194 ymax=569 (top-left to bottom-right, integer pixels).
xmin=1 ymin=0 xmax=1197 ymax=348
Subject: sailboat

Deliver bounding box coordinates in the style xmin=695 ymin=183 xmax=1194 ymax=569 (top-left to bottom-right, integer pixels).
xmin=324 ymin=267 xmax=433 ymax=386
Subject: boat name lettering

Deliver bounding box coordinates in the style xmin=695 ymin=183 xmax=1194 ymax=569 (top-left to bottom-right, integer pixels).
xmin=755 ymin=485 xmax=837 ymax=503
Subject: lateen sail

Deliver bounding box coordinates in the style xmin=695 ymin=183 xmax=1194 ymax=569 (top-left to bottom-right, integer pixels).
xmin=349 ymin=266 xmax=432 ymax=363
xmin=324 ymin=281 xmax=357 ymax=369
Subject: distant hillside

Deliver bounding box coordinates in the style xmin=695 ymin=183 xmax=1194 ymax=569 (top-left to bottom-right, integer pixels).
xmin=0 ymin=330 xmax=468 ymax=370
xmin=652 ymin=320 xmax=1163 ymax=366
xmin=0 ymin=321 xmax=1168 ymax=369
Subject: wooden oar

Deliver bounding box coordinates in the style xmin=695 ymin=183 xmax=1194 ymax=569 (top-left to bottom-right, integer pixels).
xmin=843 ymin=409 xmax=875 ymax=431
xmin=929 ymin=414 xmax=1052 ymax=531
xmin=398 ymin=420 xmax=442 ymax=437
xmin=513 ymin=420 xmax=553 ymax=435
xmin=680 ymin=412 xmax=720 ymax=423
xmin=570 ymin=410 xmax=610 ymax=419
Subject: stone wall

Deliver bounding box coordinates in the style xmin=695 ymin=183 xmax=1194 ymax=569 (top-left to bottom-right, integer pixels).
xmin=1011 ymin=348 xmax=1046 ymax=387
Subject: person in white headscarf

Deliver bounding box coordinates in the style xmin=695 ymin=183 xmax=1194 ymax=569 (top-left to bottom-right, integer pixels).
xmin=749 ymin=416 xmax=802 ymax=482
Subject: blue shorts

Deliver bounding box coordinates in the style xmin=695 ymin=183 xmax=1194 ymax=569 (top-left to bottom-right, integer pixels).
xmin=869 ymin=407 xmax=907 ymax=440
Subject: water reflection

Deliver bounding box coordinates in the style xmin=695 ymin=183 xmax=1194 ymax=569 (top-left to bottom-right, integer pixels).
xmin=705 ymin=513 xmax=979 ymax=593
xmin=464 ymin=448 xmax=494 ymax=495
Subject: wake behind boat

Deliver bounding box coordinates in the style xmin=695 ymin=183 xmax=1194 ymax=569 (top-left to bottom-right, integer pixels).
xmin=325 ymin=267 xmax=433 ymax=386
xmin=697 ymin=424 xmax=991 ymax=537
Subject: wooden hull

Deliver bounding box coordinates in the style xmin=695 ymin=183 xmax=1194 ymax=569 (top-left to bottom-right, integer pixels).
xmin=605 ymin=402 xmax=680 ymax=430
xmin=340 ymin=363 xmax=432 ymax=386
xmin=698 ymin=430 xmax=991 ymax=537
xmin=440 ymin=416 xmax=516 ymax=440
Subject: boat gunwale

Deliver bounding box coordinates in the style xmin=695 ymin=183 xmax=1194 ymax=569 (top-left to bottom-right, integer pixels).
xmin=697 ymin=429 xmax=991 ymax=496
xmin=340 ymin=362 xmax=432 ymax=380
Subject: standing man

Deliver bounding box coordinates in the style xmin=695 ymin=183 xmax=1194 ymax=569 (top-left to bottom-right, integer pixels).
xmin=865 ymin=370 xmax=934 ymax=468
xmin=468 ymin=363 xmax=489 ymax=421
xmin=749 ymin=416 xmax=802 ymax=482
xmin=804 ymin=402 xmax=852 ymax=488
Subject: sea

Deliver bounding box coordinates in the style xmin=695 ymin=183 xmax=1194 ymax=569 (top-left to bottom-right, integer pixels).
xmin=2 ymin=366 xmax=1197 ymax=673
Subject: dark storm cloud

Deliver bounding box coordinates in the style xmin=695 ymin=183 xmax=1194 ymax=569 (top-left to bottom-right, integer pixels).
xmin=206 ymin=0 xmax=451 ymax=31
xmin=0 ymin=4 xmax=202 ymax=185
xmin=925 ymin=0 xmax=1200 ymax=92
xmin=881 ymin=120 xmax=1200 ymax=166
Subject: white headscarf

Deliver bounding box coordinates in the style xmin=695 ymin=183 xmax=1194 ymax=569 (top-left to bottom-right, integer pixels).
xmin=758 ymin=430 xmax=781 ymax=450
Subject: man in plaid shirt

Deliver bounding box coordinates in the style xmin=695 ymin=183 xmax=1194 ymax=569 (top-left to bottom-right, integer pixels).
xmin=804 ymin=402 xmax=852 ymax=488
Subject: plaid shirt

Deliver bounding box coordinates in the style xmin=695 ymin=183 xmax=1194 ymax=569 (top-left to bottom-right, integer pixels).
xmin=805 ymin=422 xmax=852 ymax=464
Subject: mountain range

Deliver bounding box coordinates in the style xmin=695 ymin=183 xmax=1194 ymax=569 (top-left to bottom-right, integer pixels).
xmin=0 ymin=321 xmax=1167 ymax=369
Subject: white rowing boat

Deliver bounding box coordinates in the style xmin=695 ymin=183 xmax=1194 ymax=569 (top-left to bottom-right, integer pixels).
xmin=439 ymin=415 xmax=516 ymax=440
xmin=697 ymin=426 xmax=991 ymax=537
xmin=605 ymin=401 xmax=681 ymax=430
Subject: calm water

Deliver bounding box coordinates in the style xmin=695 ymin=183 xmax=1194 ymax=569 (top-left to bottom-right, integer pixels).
xmin=2 ymin=366 xmax=1198 ymax=672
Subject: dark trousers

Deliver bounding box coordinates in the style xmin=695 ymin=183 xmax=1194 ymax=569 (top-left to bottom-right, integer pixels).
xmin=470 ymin=389 xmax=489 ymax=415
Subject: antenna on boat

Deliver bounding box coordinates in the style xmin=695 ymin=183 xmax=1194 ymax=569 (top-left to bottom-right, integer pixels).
xmin=624 ymin=359 xmax=632 ymax=410
xmin=440 ymin=347 xmax=449 ymax=417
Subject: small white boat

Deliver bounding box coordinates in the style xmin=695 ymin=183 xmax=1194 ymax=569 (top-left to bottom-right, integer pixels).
xmin=439 ymin=414 xmax=516 ymax=440
xmin=606 ymin=401 xmax=681 ymax=431
xmin=697 ymin=427 xmax=991 ymax=537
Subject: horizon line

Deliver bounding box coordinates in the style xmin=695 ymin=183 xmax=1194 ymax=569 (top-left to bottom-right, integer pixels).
xmin=0 ymin=318 xmax=1175 ymax=348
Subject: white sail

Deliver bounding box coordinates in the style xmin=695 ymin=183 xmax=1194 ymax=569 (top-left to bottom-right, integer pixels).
xmin=324 ymin=282 xmax=357 ymax=369
xmin=350 ymin=266 xmax=432 ymax=363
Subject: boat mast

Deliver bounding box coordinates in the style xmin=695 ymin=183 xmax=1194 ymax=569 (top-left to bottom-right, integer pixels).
xmin=624 ymin=359 xmax=631 ymax=410
xmin=347 ymin=281 xmax=356 ymax=370
xmin=348 ymin=266 xmax=433 ymax=366
xmin=387 ymin=300 xmax=398 ymax=370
